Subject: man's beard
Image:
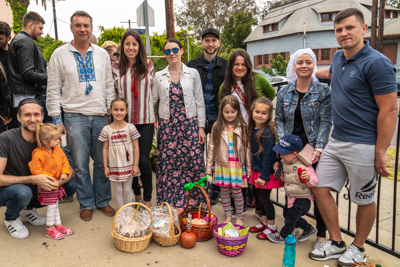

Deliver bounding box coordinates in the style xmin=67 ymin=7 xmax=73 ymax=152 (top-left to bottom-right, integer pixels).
xmin=204 ymin=48 xmax=217 ymax=55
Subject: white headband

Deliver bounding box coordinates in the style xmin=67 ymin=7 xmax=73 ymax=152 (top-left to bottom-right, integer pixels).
xmin=286 ymin=48 xmax=319 ymax=84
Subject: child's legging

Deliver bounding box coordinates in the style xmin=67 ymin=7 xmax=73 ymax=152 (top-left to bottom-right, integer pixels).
xmin=113 ymin=178 xmax=134 ymax=209
xmin=255 ymin=188 xmax=275 ymax=220
xmin=221 ymin=186 xmax=244 ymax=218
xmin=46 ymin=201 xmax=61 ymax=226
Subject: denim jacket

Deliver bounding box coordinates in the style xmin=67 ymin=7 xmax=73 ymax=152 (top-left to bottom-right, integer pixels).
xmin=152 ymin=63 xmax=206 ymax=127
xmin=275 ymin=81 xmax=332 ymax=149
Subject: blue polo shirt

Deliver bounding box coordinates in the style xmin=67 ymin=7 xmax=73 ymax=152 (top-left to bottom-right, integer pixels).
xmin=329 ymin=41 xmax=397 ymax=144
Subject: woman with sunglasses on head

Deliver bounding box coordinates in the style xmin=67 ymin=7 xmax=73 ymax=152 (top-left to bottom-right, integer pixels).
xmin=152 ymin=39 xmax=206 ymax=212
xmin=111 ymin=30 xmax=155 ymax=208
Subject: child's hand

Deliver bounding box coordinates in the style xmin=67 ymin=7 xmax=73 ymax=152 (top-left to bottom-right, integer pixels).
xmin=206 ymin=175 xmax=212 ymax=184
xmin=132 ymin=165 xmax=140 ymax=177
xmin=300 ymin=170 xmax=310 ymax=182
xmin=273 ymin=162 xmax=279 ymax=171
xmin=255 ymin=178 xmax=266 ymax=187
xmin=104 ymin=167 xmax=110 ymax=178
xmin=59 ymin=173 xmax=67 ymax=180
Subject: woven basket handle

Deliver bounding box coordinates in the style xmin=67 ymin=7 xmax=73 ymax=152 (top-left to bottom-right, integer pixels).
xmin=160 ymin=201 xmax=175 ymax=236
xmin=184 ymin=184 xmax=212 ymax=224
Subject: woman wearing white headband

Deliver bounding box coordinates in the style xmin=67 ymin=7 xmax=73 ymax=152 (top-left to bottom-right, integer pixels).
xmin=275 ymin=48 xmax=332 ymax=250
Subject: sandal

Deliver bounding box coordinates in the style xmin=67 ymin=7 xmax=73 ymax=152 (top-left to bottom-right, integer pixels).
xmin=45 ymin=227 xmax=64 ymax=240
xmin=56 ymin=224 xmax=74 ymax=236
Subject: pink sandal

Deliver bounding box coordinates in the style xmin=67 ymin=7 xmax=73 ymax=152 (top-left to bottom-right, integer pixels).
xmin=45 ymin=227 xmax=64 ymax=240
xmin=56 ymin=225 xmax=74 ymax=236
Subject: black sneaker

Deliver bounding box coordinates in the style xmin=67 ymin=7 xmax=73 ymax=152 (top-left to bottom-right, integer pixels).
xmin=210 ymin=191 xmax=219 ymax=206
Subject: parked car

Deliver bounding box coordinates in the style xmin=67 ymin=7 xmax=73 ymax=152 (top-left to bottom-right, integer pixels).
xmin=266 ymin=75 xmax=288 ymax=92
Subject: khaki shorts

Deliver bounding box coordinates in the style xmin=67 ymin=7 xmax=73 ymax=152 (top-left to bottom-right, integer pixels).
xmin=315 ymin=138 xmax=378 ymax=205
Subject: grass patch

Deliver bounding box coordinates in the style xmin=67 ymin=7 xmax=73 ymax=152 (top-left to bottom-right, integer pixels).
xmin=385 ymin=146 xmax=400 ymax=181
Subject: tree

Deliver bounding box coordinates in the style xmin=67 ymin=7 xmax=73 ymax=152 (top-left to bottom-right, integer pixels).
xmin=262 ymin=53 xmax=289 ymax=77
xmin=386 ymin=0 xmax=400 ymax=8
xmin=176 ymin=0 xmax=258 ymax=39
xmin=97 ymin=26 xmax=126 ymax=46
xmin=220 ymin=12 xmax=255 ymax=55
xmin=6 ymin=0 xmax=46 ymax=33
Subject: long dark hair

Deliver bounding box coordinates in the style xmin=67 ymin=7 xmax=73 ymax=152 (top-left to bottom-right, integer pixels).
xmin=118 ymin=30 xmax=148 ymax=80
xmin=248 ymin=97 xmax=275 ymax=156
xmin=220 ymin=49 xmax=258 ymax=112
xmin=211 ymin=95 xmax=247 ymax=161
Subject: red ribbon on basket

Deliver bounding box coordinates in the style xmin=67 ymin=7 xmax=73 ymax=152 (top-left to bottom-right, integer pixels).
xmin=183 ymin=176 xmax=207 ymax=191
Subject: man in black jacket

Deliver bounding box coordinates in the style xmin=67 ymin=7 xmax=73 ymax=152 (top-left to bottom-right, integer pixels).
xmin=187 ymin=28 xmax=227 ymax=205
xmin=7 ymin=12 xmax=48 ymax=125
xmin=0 ymin=21 xmax=12 ymax=132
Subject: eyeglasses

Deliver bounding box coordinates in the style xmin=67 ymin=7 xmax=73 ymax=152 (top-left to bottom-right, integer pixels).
xmin=164 ymin=47 xmax=179 ymax=56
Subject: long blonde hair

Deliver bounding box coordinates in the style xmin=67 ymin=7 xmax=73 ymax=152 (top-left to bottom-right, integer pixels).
xmin=211 ymin=95 xmax=247 ymax=161
xmin=248 ymin=97 xmax=275 ymax=156
xmin=35 ymin=123 xmax=60 ymax=148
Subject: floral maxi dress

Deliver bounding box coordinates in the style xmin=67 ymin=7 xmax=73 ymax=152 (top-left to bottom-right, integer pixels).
xmin=156 ymin=81 xmax=206 ymax=209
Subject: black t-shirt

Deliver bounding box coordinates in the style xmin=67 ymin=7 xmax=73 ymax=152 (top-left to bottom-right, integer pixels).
xmin=0 ymin=128 xmax=37 ymax=176
xmin=292 ymin=91 xmax=308 ymax=146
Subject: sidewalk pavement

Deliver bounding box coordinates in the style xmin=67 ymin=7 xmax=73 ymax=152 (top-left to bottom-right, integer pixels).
xmin=0 ymin=173 xmax=398 ymax=266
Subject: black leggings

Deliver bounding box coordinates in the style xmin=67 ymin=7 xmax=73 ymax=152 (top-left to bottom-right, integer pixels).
xmin=132 ymin=123 xmax=154 ymax=202
xmin=256 ymin=187 xmax=275 ymax=220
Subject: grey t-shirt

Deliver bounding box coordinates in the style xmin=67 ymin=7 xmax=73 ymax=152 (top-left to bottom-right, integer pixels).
xmin=0 ymin=128 xmax=36 ymax=176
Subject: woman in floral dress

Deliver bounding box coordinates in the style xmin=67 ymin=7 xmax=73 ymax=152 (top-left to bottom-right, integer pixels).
xmin=152 ymin=39 xmax=206 ymax=212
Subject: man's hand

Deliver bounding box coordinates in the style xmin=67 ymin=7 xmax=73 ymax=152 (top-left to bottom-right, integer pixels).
xmin=3 ymin=117 xmax=12 ymax=125
xmin=57 ymin=124 xmax=67 ymax=136
xmin=199 ymin=127 xmax=206 ymax=145
xmin=33 ymin=174 xmax=59 ymax=191
xmin=375 ymin=152 xmax=390 ymax=177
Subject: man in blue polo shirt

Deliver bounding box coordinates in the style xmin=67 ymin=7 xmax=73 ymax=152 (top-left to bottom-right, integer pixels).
xmin=310 ymin=8 xmax=398 ymax=266
xmin=188 ymin=28 xmax=227 ymax=205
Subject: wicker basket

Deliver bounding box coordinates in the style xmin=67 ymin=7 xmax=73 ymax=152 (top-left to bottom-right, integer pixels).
xmin=152 ymin=202 xmax=181 ymax=247
xmin=212 ymin=223 xmax=249 ymax=257
xmin=179 ymin=185 xmax=218 ymax=241
xmin=112 ymin=202 xmax=153 ymax=253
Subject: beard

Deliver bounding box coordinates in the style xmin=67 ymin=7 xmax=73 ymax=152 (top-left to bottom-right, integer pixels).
xmin=204 ymin=48 xmax=218 ymax=55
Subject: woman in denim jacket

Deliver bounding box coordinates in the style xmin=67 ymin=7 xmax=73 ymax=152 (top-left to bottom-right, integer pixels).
xmin=152 ymin=39 xmax=206 ymax=212
xmin=275 ymin=48 xmax=332 ymax=250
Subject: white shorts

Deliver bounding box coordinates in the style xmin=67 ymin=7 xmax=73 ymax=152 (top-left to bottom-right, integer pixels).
xmin=315 ymin=138 xmax=378 ymax=205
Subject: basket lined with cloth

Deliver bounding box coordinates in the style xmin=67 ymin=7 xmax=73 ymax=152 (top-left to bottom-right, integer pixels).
xmin=152 ymin=202 xmax=181 ymax=247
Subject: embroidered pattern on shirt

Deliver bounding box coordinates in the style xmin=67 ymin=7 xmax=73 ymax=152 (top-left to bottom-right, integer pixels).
xmin=73 ymin=51 xmax=96 ymax=82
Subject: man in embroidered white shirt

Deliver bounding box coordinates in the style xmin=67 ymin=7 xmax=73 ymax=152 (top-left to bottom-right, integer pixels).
xmin=46 ymin=11 xmax=116 ymax=221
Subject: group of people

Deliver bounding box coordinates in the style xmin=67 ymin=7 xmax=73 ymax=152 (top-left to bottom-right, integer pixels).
xmin=0 ymin=6 xmax=397 ymax=266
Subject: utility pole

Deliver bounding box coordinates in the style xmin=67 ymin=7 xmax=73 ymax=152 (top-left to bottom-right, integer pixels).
xmin=51 ymin=0 xmax=64 ymax=40
xmin=165 ymin=0 xmax=175 ymax=39
xmin=377 ymin=0 xmax=385 ymax=52
xmin=143 ymin=0 xmax=151 ymax=55
xmin=371 ymin=0 xmax=378 ymax=49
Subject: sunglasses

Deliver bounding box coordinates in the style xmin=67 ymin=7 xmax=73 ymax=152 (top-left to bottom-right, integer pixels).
xmin=164 ymin=47 xmax=179 ymax=56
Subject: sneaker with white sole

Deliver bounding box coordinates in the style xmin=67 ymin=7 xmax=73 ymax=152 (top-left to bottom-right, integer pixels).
xmin=298 ymin=226 xmax=317 ymax=242
xmin=20 ymin=208 xmax=46 ymax=225
xmin=309 ymin=240 xmax=347 ymax=261
xmin=312 ymin=239 xmax=327 ymax=251
xmin=337 ymin=244 xmax=367 ymax=267
xmin=4 ymin=218 xmax=29 ymax=239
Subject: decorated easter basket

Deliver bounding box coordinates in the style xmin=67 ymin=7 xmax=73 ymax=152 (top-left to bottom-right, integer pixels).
xmin=152 ymin=202 xmax=181 ymax=247
xmin=351 ymin=263 xmax=378 ymax=267
xmin=212 ymin=223 xmax=249 ymax=257
xmin=179 ymin=183 xmax=218 ymax=241
xmin=112 ymin=202 xmax=153 ymax=253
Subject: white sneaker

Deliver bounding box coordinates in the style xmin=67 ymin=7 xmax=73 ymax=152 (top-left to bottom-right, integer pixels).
xmin=312 ymin=239 xmax=327 ymax=251
xmin=309 ymin=240 xmax=347 ymax=261
xmin=4 ymin=218 xmax=29 ymax=239
xmin=20 ymin=208 xmax=46 ymax=225
xmin=337 ymin=244 xmax=367 ymax=266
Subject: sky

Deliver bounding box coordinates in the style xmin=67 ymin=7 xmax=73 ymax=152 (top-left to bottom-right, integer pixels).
xmin=28 ymin=0 xmax=184 ymax=42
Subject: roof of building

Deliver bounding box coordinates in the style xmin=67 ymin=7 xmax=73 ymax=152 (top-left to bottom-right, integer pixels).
xmin=245 ymin=0 xmax=400 ymax=43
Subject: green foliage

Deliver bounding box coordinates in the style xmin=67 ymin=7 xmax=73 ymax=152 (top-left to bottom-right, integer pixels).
xmin=262 ymin=53 xmax=289 ymax=77
xmin=43 ymin=40 xmax=65 ymax=62
xmin=221 ymin=12 xmax=255 ymax=55
xmin=97 ymin=26 xmax=126 ymax=46
xmin=6 ymin=0 xmax=27 ymax=34
xmin=176 ymin=0 xmax=258 ymax=39
xmin=218 ymin=48 xmax=243 ymax=61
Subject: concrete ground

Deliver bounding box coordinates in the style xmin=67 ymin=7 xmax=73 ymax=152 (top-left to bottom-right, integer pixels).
xmin=0 ymin=172 xmax=398 ymax=267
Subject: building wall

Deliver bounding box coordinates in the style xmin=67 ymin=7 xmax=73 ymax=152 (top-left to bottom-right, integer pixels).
xmin=0 ymin=1 xmax=13 ymax=34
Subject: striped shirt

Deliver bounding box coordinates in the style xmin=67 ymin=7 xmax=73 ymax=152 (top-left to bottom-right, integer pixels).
xmin=112 ymin=60 xmax=155 ymax=125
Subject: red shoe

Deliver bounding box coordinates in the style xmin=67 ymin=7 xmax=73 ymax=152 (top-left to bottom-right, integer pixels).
xmin=256 ymin=226 xmax=278 ymax=240
xmin=256 ymin=231 xmax=269 ymax=240
xmin=250 ymin=222 xmax=267 ymax=233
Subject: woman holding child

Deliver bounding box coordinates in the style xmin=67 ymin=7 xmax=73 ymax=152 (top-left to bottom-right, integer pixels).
xmin=275 ymin=48 xmax=332 ymax=249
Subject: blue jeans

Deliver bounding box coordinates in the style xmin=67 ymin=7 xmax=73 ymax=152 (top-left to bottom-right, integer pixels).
xmin=64 ymin=113 xmax=111 ymax=210
xmin=0 ymin=180 xmax=77 ymax=220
